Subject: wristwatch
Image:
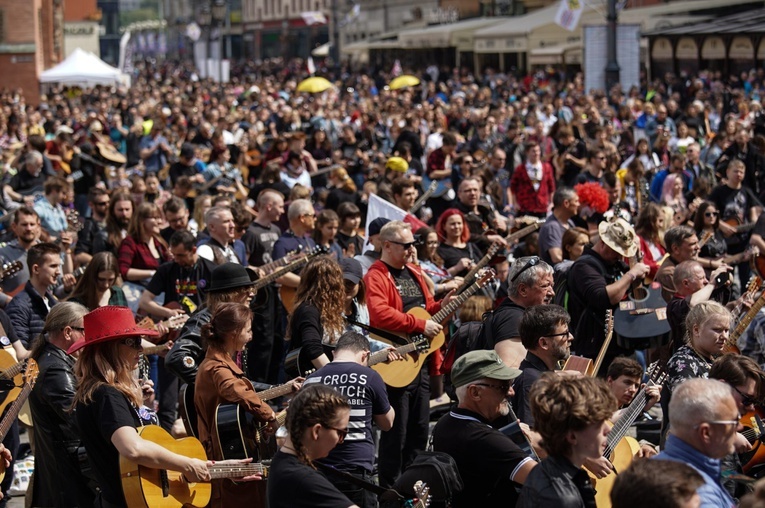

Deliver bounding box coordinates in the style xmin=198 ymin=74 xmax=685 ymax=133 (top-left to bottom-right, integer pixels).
xmin=0 ymin=336 xmax=11 ymax=347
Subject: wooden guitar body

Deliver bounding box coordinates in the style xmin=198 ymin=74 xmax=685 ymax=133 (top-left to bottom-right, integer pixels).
xmin=0 ymin=350 xmax=23 ymax=418
xmin=372 ymin=307 xmax=444 ymax=388
xmin=120 ymin=425 xmax=211 ymax=508
xmin=563 ymin=355 xmax=594 ymax=376
xmin=588 ymin=435 xmax=641 ymax=508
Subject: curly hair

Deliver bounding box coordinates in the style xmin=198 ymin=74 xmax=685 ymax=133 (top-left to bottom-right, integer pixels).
xmin=286 ymin=384 xmax=350 ymax=467
xmin=530 ymin=373 xmax=617 ymax=458
xmin=200 ymin=302 xmax=252 ymax=350
xmin=73 ymin=340 xmax=143 ymax=410
xmin=435 ymin=208 xmax=470 ymax=244
xmin=67 ymin=252 xmax=121 ymax=310
xmin=291 ymin=256 xmax=346 ymax=341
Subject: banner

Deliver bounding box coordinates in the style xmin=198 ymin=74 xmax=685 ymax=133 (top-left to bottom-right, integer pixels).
xmin=301 ymin=11 xmax=327 ymax=25
xmin=391 ymin=59 xmax=402 ymax=78
xmin=363 ymin=194 xmax=427 ymax=251
xmin=118 ymin=31 xmax=132 ymax=73
xmin=554 ymin=0 xmax=583 ymax=32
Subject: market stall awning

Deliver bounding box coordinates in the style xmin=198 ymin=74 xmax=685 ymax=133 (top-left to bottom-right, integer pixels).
xmin=397 ymin=17 xmax=506 ymax=50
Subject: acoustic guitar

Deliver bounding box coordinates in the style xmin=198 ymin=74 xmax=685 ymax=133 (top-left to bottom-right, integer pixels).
xmin=0 ymin=358 xmax=38 ymax=482
xmin=413 ymin=480 xmax=431 ymax=508
xmin=0 ymin=350 xmax=27 ymax=418
xmin=276 ymin=246 xmax=329 ymax=314
xmin=564 ymin=310 xmax=613 ymax=376
xmin=587 ymin=364 xmax=666 ymax=508
xmin=373 ymin=270 xmax=495 ymax=388
xmin=215 ymin=406 xmax=287 ymax=462
xmin=120 ymin=425 xmax=269 ymax=508
xmin=284 ymin=335 xmax=429 ymax=379
xmin=728 ymin=289 xmax=765 ymax=354
xmin=178 ymin=377 xmax=302 ymax=439
xmin=136 ymin=314 xmax=189 ymax=342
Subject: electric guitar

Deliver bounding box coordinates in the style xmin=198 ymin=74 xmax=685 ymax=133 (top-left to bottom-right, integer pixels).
xmin=373 ymin=270 xmax=496 ymax=388
xmin=0 ymin=359 xmax=38 ymax=482
xmin=587 ymin=364 xmax=666 ymax=508
xmin=564 ymin=310 xmax=613 ymax=376
xmin=120 ymin=425 xmax=269 ymax=508
xmin=729 ymin=289 xmax=765 ymax=354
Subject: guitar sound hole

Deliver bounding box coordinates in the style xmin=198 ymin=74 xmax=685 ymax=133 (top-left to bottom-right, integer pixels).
xmin=632 ymin=287 xmax=648 ymax=302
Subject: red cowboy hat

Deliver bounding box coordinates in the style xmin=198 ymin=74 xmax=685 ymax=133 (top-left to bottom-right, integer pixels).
xmin=67 ymin=306 xmax=158 ymax=354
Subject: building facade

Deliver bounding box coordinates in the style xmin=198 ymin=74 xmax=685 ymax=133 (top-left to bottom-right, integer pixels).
xmin=0 ymin=0 xmax=63 ymax=103
xmin=64 ymin=0 xmax=101 ymax=56
xmin=242 ymin=0 xmax=329 ymax=60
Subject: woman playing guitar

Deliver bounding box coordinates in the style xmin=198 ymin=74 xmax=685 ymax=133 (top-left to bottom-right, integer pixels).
xmin=194 ymin=303 xmax=282 ymax=508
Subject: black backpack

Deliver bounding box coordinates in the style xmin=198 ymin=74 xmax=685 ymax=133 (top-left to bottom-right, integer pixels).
xmin=386 ymin=451 xmax=463 ymax=508
xmin=442 ymin=310 xmax=494 ymax=373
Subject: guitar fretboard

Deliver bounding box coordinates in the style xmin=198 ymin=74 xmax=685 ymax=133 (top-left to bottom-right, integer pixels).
xmin=254 ymin=252 xmax=316 ymax=290
xmin=0 ymin=361 xmax=24 ymax=381
xmin=368 ymin=341 xmax=423 ymax=367
xmin=732 ymin=292 xmax=765 ymax=343
xmin=208 ymin=463 xmax=268 ymax=480
xmin=432 ymin=276 xmax=488 ymax=324
xmin=256 ymin=383 xmax=296 ymax=402
xmin=0 ymin=382 xmax=31 ymax=441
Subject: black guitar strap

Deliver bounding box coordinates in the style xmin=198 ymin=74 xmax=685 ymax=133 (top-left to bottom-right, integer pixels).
xmin=314 ymin=462 xmax=404 ymax=500
xmin=344 ymin=318 xmax=410 ymax=346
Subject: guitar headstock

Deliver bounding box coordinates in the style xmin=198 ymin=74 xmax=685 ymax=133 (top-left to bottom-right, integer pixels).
xmin=604 ymin=310 xmax=613 ymax=337
xmin=0 ymin=261 xmax=23 ymax=281
xmin=167 ymin=314 xmax=189 ymax=330
xmin=66 ymin=209 xmax=84 ymax=232
xmin=413 ymin=481 xmax=431 ymax=508
xmin=476 ymin=268 xmax=496 ymax=287
xmin=413 ymin=336 xmax=430 ymax=353
xmin=426 ymin=180 xmax=438 ymax=193
xmin=746 ymin=276 xmax=762 ymax=297
xmin=24 ymin=359 xmax=39 ymax=388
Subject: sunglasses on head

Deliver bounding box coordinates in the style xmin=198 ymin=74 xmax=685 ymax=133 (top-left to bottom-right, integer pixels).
xmin=511 ymin=257 xmax=541 ymax=282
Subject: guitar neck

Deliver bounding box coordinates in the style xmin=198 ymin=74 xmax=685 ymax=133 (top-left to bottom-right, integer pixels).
xmin=260 ymin=255 xmax=290 ymax=274
xmin=0 ymin=361 xmax=24 ymax=380
xmin=503 ymin=222 xmax=542 ymax=244
xmin=732 ymin=292 xmax=765 ymax=343
xmin=456 ymin=244 xmax=499 ymax=293
xmin=368 ymin=342 xmax=420 ymax=367
xmin=142 ymin=345 xmax=167 ymax=356
xmin=431 ymin=279 xmax=484 ymax=324
xmin=254 ymin=254 xmax=313 ymax=290
xmin=0 ymin=383 xmax=32 ymax=441
xmin=256 ymin=383 xmax=296 ymax=402
xmin=208 ymin=462 xmax=268 ymax=480
xmin=604 ymin=383 xmax=653 ymax=456
xmin=410 ymin=184 xmax=436 ymax=214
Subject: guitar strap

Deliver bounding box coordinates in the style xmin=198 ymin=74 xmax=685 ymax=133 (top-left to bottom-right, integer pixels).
xmin=314 ymin=462 xmax=403 ymax=500
xmin=344 ymin=318 xmax=410 ymax=346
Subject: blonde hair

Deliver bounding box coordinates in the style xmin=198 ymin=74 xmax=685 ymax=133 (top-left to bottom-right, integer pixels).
xmin=73 ymin=341 xmax=143 ymax=409
xmin=686 ymin=301 xmax=731 ymax=345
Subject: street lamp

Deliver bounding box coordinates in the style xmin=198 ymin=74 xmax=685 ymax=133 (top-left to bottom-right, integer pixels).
xmin=212 ymin=0 xmax=227 ymax=83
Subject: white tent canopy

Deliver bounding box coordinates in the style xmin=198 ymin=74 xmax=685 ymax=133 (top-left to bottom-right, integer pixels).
xmin=40 ymin=48 xmax=122 ymax=86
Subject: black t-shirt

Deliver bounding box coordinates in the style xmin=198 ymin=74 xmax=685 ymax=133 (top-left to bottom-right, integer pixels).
xmin=75 ymin=385 xmax=142 ymax=508
xmin=145 ymin=258 xmax=217 ymax=313
xmin=384 ymin=262 xmax=425 ymax=312
xmin=437 ymin=243 xmax=481 ymax=277
xmin=290 ymin=303 xmax=327 ymax=363
xmin=490 ymin=299 xmax=526 ymax=345
xmin=699 ymin=229 xmax=728 ymax=259
xmin=267 ymin=451 xmax=354 ymax=508
xmin=431 ymin=407 xmax=533 ymax=508
xmin=9 ymin=169 xmax=45 ymax=196
xmin=168 ymin=161 xmax=196 ymax=186
xmin=306 ymin=362 xmax=390 ymax=472
xmin=335 ymin=232 xmax=364 ymax=258
xmin=75 ymin=218 xmax=108 ymax=256
xmin=709 ymin=184 xmax=762 ymax=252
xmin=244 ymin=221 xmax=281 ymax=267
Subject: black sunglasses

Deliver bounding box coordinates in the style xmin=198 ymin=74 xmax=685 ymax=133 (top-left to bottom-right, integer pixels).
xmin=510 ymin=257 xmax=541 ymax=282
xmin=732 ymin=384 xmax=758 ymax=407
xmin=389 ymin=240 xmax=417 ymax=250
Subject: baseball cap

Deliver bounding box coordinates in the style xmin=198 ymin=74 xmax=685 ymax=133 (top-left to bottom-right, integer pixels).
xmin=340 ymin=257 xmax=363 ymax=285
xmin=450 ymin=350 xmax=521 ymax=388
xmin=368 ymin=217 xmax=391 ymax=237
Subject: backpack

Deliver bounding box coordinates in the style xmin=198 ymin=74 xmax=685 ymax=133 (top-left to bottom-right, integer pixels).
xmin=385 ymin=451 xmax=463 ymax=508
xmin=442 ymin=310 xmax=494 ymax=374
xmin=553 ymin=255 xmax=605 ymax=313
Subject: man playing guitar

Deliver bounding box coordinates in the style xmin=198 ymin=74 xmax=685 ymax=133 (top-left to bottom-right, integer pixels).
xmin=363 ymin=220 xmax=455 ymax=488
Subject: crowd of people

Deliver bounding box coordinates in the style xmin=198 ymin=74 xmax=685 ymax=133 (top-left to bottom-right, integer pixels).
xmin=0 ymin=57 xmax=765 ymax=508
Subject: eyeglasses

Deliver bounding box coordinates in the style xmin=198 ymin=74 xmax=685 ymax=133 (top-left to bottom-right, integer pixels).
xmin=510 ymin=257 xmax=540 ymax=282
xmin=732 ymin=385 xmax=758 ymax=407
xmin=321 ymin=423 xmax=348 ymax=443
xmin=544 ymin=329 xmax=571 ymax=339
xmin=694 ymin=417 xmax=741 ymax=431
xmin=93 ymin=201 xmax=109 ymax=207
xmin=121 ymin=337 xmax=143 ymax=349
xmin=389 ymin=240 xmax=417 ymax=250
xmin=69 ymin=326 xmax=85 ymax=333
xmin=301 ymin=213 xmax=316 ymax=219
xmin=705 ymin=211 xmax=719 ymax=218
xmin=473 ymin=382 xmax=511 ymax=394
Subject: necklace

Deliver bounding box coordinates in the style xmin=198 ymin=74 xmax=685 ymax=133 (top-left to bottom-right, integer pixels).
xmin=689 ymin=344 xmax=714 ymax=369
